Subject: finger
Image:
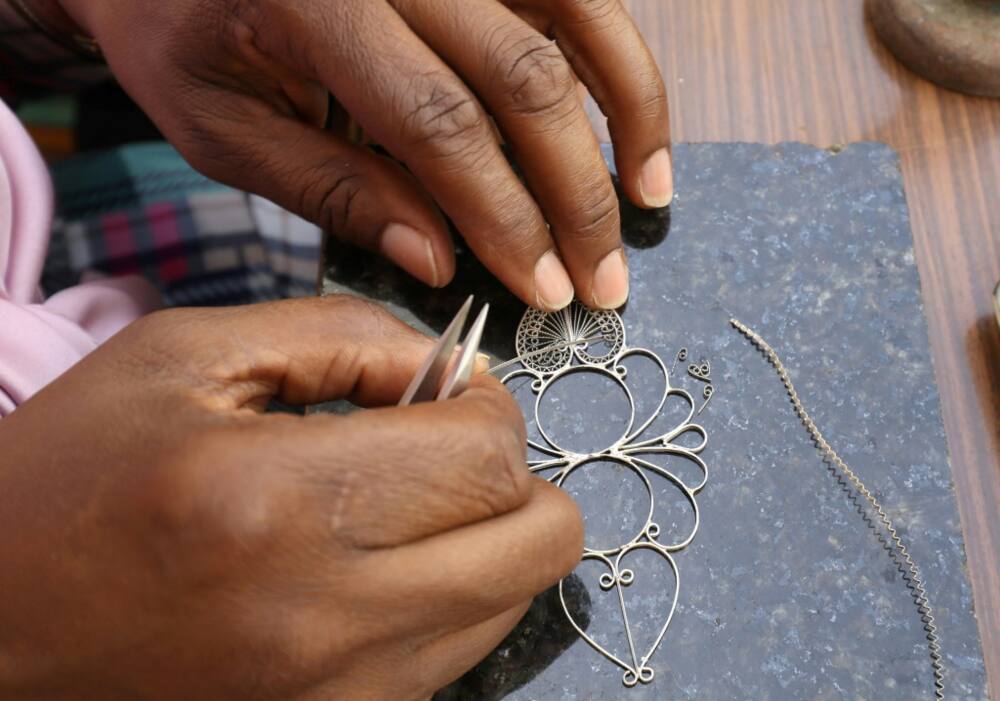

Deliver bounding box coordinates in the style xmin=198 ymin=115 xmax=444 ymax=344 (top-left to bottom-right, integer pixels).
xmin=412 ymin=600 xmax=531 ymax=693
xmin=145 ymin=295 xmax=435 ymax=409
xmin=548 ymin=0 xmax=673 ymax=208
xmin=241 ymin=1 xmax=575 ymax=311
xmin=261 ymin=375 xmax=532 ymax=547
xmin=170 ymin=88 xmax=453 ymax=288
xmin=230 ymin=28 xmax=330 ymax=128
xmin=511 ymin=5 xmax=552 ymax=35
xmin=294 ymin=601 xmax=529 ymax=701
xmin=393 ymin=0 xmax=628 ymax=310
xmin=356 ymin=478 xmax=583 ymax=632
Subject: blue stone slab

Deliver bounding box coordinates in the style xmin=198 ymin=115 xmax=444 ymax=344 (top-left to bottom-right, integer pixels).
xmin=320 ymin=142 xmax=988 ymax=700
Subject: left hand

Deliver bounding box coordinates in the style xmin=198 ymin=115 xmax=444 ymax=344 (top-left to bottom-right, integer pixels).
xmin=53 ymin=0 xmax=672 ymax=310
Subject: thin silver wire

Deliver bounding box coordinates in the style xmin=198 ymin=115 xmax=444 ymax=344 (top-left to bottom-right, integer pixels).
xmin=730 ymin=318 xmax=945 ymax=700
xmin=485 ymin=335 xmax=605 ymax=376
xmin=670 ymin=348 xmax=688 ymax=376
xmin=502 ymin=301 xmax=711 ymax=687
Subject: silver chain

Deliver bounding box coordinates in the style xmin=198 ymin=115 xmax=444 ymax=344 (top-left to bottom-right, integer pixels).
xmin=730 ymin=318 xmax=945 ymax=699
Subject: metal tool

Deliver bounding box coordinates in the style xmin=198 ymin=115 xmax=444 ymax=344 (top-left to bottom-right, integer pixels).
xmin=398 ymin=296 xmax=489 ymax=406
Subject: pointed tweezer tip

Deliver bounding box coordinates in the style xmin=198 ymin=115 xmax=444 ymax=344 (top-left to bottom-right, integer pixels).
xmin=398 ymin=295 xmax=475 ymax=406
xmin=437 ymin=303 xmax=489 ymax=400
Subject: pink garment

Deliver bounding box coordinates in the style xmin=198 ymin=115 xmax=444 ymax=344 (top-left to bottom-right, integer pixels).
xmin=0 ymin=99 xmax=160 ymax=416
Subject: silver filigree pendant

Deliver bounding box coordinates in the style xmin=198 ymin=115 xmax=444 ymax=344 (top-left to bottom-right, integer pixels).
xmin=500 ymin=302 xmax=711 ymax=687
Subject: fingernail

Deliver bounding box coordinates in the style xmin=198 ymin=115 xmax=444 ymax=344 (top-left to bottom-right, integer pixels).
xmin=534 ymin=250 xmax=574 ymax=311
xmin=475 ymin=352 xmax=491 ymax=374
xmin=592 ymin=248 xmax=629 ymax=309
xmin=638 ymin=147 xmax=673 ymax=208
xmin=380 ymin=223 xmax=439 ymax=287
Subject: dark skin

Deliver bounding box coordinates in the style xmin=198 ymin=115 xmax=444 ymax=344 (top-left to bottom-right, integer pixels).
xmin=54 ymin=0 xmax=672 ymax=310
xmin=0 ymin=297 xmax=583 ymax=699
xmin=2 ymin=0 xmax=671 ymax=696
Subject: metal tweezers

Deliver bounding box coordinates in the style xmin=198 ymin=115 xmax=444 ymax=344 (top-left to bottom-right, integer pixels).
xmin=398 ymin=296 xmax=489 ymax=406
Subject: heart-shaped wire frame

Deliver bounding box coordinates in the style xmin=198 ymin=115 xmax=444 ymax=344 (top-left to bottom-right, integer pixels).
xmin=501 ymin=302 xmax=710 ymax=687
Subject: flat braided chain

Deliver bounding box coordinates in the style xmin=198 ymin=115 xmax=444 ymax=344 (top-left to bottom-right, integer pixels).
xmin=730 ymin=318 xmax=945 ymax=700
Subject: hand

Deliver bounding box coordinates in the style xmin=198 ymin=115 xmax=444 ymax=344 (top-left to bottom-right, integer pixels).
xmin=0 ymin=296 xmax=583 ymax=700
xmin=56 ymin=0 xmax=671 ymax=310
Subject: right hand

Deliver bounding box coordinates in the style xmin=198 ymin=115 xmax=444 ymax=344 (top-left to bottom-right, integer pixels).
xmin=0 ymin=296 xmax=583 ymax=700
xmin=55 ymin=0 xmax=671 ymax=310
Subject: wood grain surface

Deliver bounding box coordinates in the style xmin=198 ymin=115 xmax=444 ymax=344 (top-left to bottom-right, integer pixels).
xmin=592 ymin=0 xmax=1000 ymax=695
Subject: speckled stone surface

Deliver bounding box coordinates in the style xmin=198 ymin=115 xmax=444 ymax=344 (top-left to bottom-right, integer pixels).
xmin=320 ymin=143 xmax=988 ymax=700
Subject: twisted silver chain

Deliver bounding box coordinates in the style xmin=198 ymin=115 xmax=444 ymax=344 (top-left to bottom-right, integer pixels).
xmin=730 ymin=318 xmax=945 ymax=700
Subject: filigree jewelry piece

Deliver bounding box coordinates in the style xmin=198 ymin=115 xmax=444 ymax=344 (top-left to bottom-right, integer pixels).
xmin=670 ymin=347 xmax=688 ymax=376
xmin=687 ymin=359 xmax=711 ymax=383
xmin=731 ymin=318 xmax=945 ymax=700
xmin=697 ymin=384 xmax=714 ymax=415
xmin=501 ymin=302 xmax=710 ymax=687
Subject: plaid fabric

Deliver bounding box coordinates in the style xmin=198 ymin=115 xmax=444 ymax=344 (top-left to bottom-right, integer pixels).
xmin=0 ymin=0 xmax=108 ymax=102
xmin=1 ymin=4 xmax=323 ymax=307
xmin=45 ymin=142 xmax=322 ymax=307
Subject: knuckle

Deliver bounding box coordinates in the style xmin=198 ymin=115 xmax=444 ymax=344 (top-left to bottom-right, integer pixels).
xmin=399 ymin=77 xmax=490 ymax=159
xmin=557 ymin=0 xmax=622 ymax=25
xmin=569 ymin=179 xmax=621 ymax=242
xmin=218 ymin=0 xmax=263 ymax=47
xmin=112 ymin=308 xmax=213 ymax=380
xmin=458 ymin=183 xmax=548 ymax=264
xmin=494 ymin=33 xmax=577 ymax=120
xmin=163 ymin=82 xmax=275 ymax=186
xmin=636 ymin=78 xmax=669 ymax=120
xmin=465 ymin=385 xmax=531 ymax=504
xmin=172 ymin=113 xmax=247 ymax=184
xmin=304 ymin=167 xmax=366 ymax=240
xmin=140 ymin=427 xmax=284 ymax=576
xmin=478 ymin=208 xmax=542 ymax=263
xmin=535 ymin=480 xmax=585 ymax=572
xmin=122 ymin=307 xmax=265 ymax=392
xmin=469 ymin=379 xmax=528 ymax=446
xmin=322 ymin=294 xmax=396 ymax=338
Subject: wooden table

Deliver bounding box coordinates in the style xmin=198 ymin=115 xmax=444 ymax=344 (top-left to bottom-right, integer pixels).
xmin=591 ymin=1 xmax=1000 ymax=695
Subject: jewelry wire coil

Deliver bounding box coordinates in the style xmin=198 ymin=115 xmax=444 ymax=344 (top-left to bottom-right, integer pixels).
xmin=730 ymin=318 xmax=945 ymax=700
